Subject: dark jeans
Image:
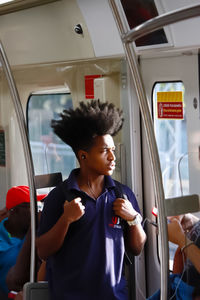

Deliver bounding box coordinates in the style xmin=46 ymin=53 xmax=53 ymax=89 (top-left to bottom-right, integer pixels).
xmin=147 ymin=274 xmax=194 ymax=300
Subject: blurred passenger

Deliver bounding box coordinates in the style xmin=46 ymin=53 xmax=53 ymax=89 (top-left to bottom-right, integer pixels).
xmin=172 ymin=214 xmax=199 ymax=274
xmin=0 ymin=186 xmax=45 ymax=298
xmin=36 ymin=100 xmax=146 ymax=300
xmin=148 ymin=214 xmax=200 ymax=300
xmin=0 ymin=186 xmax=31 ymax=298
xmin=6 ymin=191 xmax=46 ymax=297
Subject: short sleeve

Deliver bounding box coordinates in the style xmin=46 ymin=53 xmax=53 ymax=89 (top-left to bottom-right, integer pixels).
xmin=37 ymin=185 xmax=65 ymax=236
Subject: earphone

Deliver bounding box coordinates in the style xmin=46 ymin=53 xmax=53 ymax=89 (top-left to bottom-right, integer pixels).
xmin=81 ymin=155 xmax=86 ymax=159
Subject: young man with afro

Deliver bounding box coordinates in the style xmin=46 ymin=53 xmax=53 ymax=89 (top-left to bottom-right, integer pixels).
xmin=36 ymin=100 xmax=146 ymax=300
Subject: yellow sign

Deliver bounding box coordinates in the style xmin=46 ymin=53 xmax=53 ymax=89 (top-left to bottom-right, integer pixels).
xmin=157 ymin=91 xmax=183 ymax=119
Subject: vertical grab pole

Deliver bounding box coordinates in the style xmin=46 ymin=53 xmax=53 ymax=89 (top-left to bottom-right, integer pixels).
xmin=108 ymin=1 xmax=169 ymax=299
xmin=0 ymin=41 xmax=37 ymax=283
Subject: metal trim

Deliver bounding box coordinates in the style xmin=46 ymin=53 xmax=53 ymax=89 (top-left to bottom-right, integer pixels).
xmin=122 ymin=4 xmax=200 ymax=43
xmin=0 ymin=41 xmax=37 ymax=282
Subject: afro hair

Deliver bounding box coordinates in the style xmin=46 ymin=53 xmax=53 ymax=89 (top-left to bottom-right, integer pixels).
xmin=51 ymin=100 xmax=124 ymax=154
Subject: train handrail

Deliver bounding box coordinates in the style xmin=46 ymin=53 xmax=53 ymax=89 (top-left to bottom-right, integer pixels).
xmin=109 ymin=2 xmax=200 ymax=300
xmin=178 ymin=152 xmax=188 ymax=196
xmin=0 ymin=42 xmax=37 ymax=283
xmin=122 ymin=4 xmax=200 ymax=43
xmin=108 ymin=1 xmax=169 ymax=299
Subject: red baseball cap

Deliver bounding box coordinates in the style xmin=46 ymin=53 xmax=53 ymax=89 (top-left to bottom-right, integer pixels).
xmin=6 ymin=186 xmax=47 ymax=210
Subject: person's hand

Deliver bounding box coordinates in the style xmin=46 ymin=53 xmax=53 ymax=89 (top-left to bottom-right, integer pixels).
xmin=180 ymin=213 xmax=199 ymax=232
xmin=15 ymin=291 xmax=23 ymax=300
xmin=63 ymin=197 xmax=85 ymax=224
xmin=168 ymin=214 xmax=184 ymax=223
xmin=168 ymin=218 xmax=185 ymax=246
xmin=113 ymin=198 xmax=138 ymax=221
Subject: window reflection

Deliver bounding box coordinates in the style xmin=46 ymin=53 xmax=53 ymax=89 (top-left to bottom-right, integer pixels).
xmin=153 ymin=82 xmax=188 ymax=198
xmin=27 ymin=93 xmax=76 ymax=180
xmin=120 ymin=0 xmax=168 ymax=47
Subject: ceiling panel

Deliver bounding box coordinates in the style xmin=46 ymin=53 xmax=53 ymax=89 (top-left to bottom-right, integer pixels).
xmin=0 ymin=0 xmax=60 ymax=15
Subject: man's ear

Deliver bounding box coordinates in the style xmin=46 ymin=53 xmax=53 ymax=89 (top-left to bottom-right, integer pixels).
xmin=77 ymin=150 xmax=88 ymax=161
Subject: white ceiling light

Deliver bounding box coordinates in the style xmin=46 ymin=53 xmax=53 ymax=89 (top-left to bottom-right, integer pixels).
xmin=0 ymin=0 xmax=14 ymax=4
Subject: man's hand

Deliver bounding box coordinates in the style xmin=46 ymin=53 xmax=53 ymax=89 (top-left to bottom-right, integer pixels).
xmin=181 ymin=213 xmax=199 ymax=232
xmin=113 ymin=198 xmax=137 ymax=221
xmin=63 ymin=197 xmax=85 ymax=224
xmin=168 ymin=218 xmax=185 ymax=247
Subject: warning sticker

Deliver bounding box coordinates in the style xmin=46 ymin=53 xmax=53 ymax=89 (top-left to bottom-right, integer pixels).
xmin=157 ymin=91 xmax=183 ymax=120
xmin=85 ymin=75 xmax=102 ymax=99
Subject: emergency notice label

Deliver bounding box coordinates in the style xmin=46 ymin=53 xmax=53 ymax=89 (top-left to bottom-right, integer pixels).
xmin=157 ymin=91 xmax=183 ymax=119
xmin=85 ymin=75 xmax=101 ymax=99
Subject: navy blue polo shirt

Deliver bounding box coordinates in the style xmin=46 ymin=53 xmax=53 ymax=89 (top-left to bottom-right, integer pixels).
xmin=37 ymin=169 xmax=140 ymax=300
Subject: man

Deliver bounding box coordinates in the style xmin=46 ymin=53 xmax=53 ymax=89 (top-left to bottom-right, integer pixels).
xmin=0 ymin=186 xmax=45 ymax=299
xmin=0 ymin=186 xmax=31 ymax=297
xmin=5 ymin=186 xmax=47 ymax=299
xmin=148 ymin=214 xmax=200 ymax=300
xmin=36 ymin=100 xmax=146 ymax=300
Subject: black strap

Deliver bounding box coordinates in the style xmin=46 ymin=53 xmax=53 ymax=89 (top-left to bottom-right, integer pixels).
xmin=113 ymin=180 xmax=128 ymax=200
xmin=113 ymin=181 xmax=133 ymax=265
xmin=61 ymin=182 xmax=79 ymax=203
xmin=113 ymin=181 xmax=136 ymax=300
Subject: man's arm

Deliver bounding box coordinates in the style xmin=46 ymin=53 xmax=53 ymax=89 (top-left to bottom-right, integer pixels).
xmin=6 ymin=228 xmax=31 ymax=292
xmin=126 ymin=223 xmax=146 ymax=255
xmin=36 ymin=197 xmax=85 ymax=260
xmin=180 ymin=213 xmax=199 ymax=231
xmin=168 ymin=218 xmax=200 ymax=273
xmin=113 ymin=198 xmax=146 ymax=256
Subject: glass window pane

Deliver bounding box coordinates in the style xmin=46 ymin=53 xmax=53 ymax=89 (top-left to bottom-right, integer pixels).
xmin=153 ymin=82 xmax=188 ymax=270
xmin=153 ymin=82 xmax=188 ymax=199
xmin=120 ymin=0 xmax=168 ymax=46
xmin=27 ymin=93 xmax=76 ymax=180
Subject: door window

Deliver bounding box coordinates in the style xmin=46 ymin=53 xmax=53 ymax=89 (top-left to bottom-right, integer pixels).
xmin=27 ymin=92 xmax=76 ymax=180
xmin=153 ymin=82 xmax=188 ymax=198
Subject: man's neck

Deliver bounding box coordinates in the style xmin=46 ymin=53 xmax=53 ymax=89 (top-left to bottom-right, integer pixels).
xmin=77 ymin=170 xmax=105 ymax=200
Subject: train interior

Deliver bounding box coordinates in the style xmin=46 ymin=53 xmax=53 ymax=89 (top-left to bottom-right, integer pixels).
xmin=0 ymin=0 xmax=199 ymax=299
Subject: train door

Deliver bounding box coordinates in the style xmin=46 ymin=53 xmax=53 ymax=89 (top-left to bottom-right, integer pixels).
xmin=0 ymin=53 xmax=138 ymax=297
xmin=140 ymin=53 xmax=200 ymax=297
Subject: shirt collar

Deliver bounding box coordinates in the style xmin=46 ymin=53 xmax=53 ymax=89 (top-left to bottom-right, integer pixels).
xmin=66 ymin=168 xmax=116 ymax=191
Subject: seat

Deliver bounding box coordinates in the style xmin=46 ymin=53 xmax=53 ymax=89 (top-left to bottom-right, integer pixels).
xmin=23 ymin=282 xmax=49 ymax=300
xmin=34 ymin=172 xmax=63 ymax=189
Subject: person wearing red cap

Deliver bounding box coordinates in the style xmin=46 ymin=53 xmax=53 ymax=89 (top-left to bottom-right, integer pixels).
xmin=0 ymin=186 xmax=45 ymax=299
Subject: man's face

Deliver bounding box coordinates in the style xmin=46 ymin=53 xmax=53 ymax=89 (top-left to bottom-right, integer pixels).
xmin=86 ymin=134 xmax=116 ymax=176
xmin=10 ymin=202 xmax=31 ymax=232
